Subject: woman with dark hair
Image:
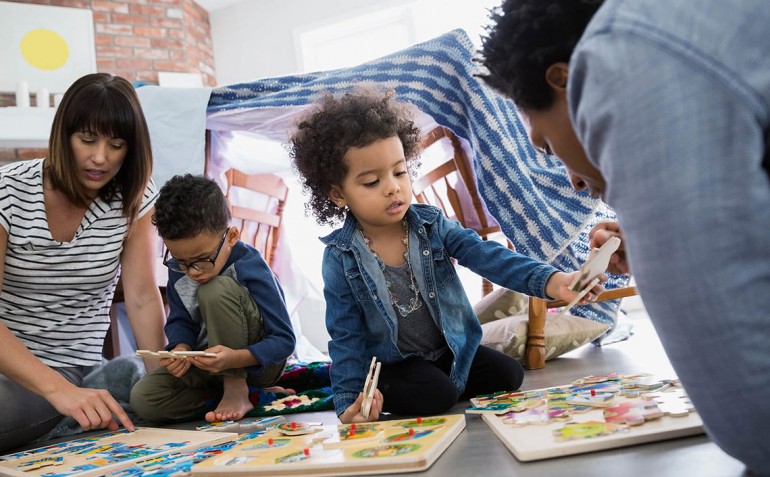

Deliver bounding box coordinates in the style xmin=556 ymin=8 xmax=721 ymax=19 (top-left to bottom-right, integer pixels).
xmin=0 ymin=73 xmax=165 ymax=451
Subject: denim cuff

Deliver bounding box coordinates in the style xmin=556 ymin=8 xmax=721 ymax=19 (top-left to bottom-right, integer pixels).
xmin=527 ymin=265 xmax=560 ymax=299
xmin=333 ymin=391 xmax=359 ymax=417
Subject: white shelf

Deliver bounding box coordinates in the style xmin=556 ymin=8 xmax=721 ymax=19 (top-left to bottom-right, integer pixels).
xmin=0 ymin=107 xmax=55 ymax=148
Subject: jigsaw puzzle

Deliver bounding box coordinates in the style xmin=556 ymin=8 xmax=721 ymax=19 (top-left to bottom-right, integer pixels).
xmin=473 ymin=373 xmax=702 ymax=461
xmin=0 ymin=428 xmax=236 ymax=477
xmin=189 ymin=414 xmax=465 ymax=476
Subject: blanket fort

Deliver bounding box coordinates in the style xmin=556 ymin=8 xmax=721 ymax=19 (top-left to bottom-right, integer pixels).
xmin=190 ymin=414 xmax=465 ymax=476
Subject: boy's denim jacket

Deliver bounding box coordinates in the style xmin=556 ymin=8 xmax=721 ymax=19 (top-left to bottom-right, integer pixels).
xmin=320 ymin=204 xmax=559 ymax=415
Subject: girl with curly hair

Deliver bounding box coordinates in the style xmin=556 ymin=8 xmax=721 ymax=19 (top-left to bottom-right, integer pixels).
xmin=290 ymin=87 xmax=601 ymax=423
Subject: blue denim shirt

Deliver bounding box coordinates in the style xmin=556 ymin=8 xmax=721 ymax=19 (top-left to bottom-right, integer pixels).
xmin=320 ymin=204 xmax=559 ymax=415
xmin=570 ymin=0 xmax=770 ymax=472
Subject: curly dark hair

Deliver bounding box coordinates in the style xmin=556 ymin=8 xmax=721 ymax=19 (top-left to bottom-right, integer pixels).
xmin=479 ymin=0 xmax=603 ymax=111
xmin=290 ymin=87 xmax=421 ymax=226
xmin=153 ymin=174 xmax=230 ymax=240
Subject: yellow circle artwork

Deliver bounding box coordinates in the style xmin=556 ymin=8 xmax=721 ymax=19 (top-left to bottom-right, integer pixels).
xmin=21 ymin=29 xmax=69 ymax=71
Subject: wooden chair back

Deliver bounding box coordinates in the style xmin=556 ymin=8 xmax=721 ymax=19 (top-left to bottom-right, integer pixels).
xmin=224 ymin=168 xmax=288 ymax=270
xmin=413 ymin=126 xmax=511 ymax=296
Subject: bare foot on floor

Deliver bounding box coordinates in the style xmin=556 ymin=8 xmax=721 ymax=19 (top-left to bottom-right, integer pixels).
xmin=205 ymin=376 xmax=254 ymax=422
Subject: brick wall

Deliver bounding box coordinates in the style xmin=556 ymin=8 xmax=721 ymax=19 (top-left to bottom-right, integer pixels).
xmin=1 ymin=0 xmax=215 ymax=164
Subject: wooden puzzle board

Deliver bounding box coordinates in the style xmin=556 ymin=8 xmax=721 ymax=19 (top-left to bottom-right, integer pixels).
xmin=481 ymin=392 xmax=703 ymax=461
xmin=191 ymin=414 xmax=466 ymax=476
xmin=0 ymin=428 xmax=236 ymax=477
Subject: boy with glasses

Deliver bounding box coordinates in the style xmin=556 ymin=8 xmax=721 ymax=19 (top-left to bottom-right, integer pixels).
xmin=130 ymin=174 xmax=295 ymax=423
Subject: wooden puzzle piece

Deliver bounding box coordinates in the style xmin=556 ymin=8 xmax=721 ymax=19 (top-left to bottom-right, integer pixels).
xmin=196 ymin=421 xmax=239 ymax=432
xmin=603 ymin=401 xmax=663 ymax=426
xmin=566 ymin=392 xmax=616 ymax=408
xmin=277 ymin=421 xmax=321 ymax=436
xmin=571 ymin=373 xmax=623 ymax=386
xmin=395 ymin=417 xmax=447 ymax=428
xmin=502 ymin=407 xmax=569 ymax=426
xmin=466 ymin=402 xmax=517 ymax=415
xmin=650 ymin=389 xmax=694 ymax=417
xmin=384 ymin=428 xmax=435 ymax=443
xmin=569 ymin=236 xmax=621 ymax=291
xmin=361 ymin=357 xmax=381 ymax=420
xmin=552 ymin=420 xmax=629 ymax=442
xmin=238 ymin=416 xmax=286 ymax=433
xmin=569 ymin=380 xmax=623 ymax=394
xmin=136 ymin=350 xmax=217 ymax=359
xmin=467 ymin=397 xmax=544 ymax=415
xmin=15 ymin=456 xmax=63 ymax=471
xmin=321 ymin=424 xmax=383 ymax=449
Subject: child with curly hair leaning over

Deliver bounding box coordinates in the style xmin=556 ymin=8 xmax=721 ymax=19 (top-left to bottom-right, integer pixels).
xmin=290 ymin=88 xmax=604 ymax=424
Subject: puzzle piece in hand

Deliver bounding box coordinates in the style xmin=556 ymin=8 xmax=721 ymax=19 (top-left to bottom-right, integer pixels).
xmin=603 ymin=401 xmax=664 ymax=426
xmin=569 ymin=236 xmax=621 ymax=291
xmin=136 ymin=349 xmax=217 ymax=359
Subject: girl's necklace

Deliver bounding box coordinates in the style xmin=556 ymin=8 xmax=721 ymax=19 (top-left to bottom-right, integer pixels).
xmin=359 ymin=219 xmax=423 ymax=317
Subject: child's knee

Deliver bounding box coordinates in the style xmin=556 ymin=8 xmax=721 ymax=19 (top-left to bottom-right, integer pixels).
xmin=197 ymin=275 xmax=239 ymax=307
xmin=129 ymin=380 xmax=164 ymax=422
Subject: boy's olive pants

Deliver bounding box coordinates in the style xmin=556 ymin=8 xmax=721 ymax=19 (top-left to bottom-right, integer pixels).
xmin=130 ymin=276 xmax=286 ymax=422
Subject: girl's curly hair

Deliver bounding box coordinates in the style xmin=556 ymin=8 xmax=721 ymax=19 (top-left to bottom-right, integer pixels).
xmin=290 ymin=87 xmax=421 ymax=225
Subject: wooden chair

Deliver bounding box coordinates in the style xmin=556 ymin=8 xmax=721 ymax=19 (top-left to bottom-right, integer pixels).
xmin=224 ymin=168 xmax=288 ymax=270
xmin=413 ymin=126 xmax=512 ymax=296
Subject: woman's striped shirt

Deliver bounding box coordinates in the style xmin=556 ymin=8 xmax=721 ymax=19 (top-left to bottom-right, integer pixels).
xmin=0 ymin=159 xmax=157 ymax=367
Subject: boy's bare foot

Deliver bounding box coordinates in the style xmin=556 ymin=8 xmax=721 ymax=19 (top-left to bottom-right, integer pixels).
xmin=205 ymin=376 xmax=253 ymax=422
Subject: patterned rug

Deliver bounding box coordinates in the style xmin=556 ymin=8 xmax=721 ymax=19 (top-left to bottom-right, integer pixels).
xmin=244 ymin=361 xmax=334 ymax=417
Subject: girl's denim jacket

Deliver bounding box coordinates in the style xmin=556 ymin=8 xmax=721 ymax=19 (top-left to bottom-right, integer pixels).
xmin=320 ymin=204 xmax=559 ymax=415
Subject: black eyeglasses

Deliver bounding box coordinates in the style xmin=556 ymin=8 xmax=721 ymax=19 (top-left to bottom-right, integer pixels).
xmin=163 ymin=229 xmax=228 ymax=273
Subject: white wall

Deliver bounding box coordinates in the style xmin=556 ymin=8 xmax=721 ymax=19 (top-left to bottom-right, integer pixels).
xmin=209 ymin=0 xmax=498 ymax=85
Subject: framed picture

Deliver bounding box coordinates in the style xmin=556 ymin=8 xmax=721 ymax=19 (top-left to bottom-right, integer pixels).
xmin=0 ymin=2 xmax=96 ymax=93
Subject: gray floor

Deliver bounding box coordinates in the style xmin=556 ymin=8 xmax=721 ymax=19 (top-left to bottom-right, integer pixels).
xmin=12 ymin=303 xmax=750 ymax=476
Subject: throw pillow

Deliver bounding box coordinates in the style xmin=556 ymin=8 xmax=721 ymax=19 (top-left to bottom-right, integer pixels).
xmin=481 ymin=313 xmax=610 ymax=361
xmin=473 ymin=288 xmax=529 ymax=324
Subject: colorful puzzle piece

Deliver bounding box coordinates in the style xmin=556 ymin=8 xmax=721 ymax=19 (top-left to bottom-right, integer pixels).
xmin=553 ymin=421 xmax=629 ymax=442
xmin=502 ymin=407 xmax=569 ymax=426
xmin=603 ymin=401 xmax=663 ymax=426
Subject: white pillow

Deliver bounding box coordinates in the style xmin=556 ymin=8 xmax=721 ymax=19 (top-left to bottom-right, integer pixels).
xmin=480 ymin=313 xmax=610 ymax=361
